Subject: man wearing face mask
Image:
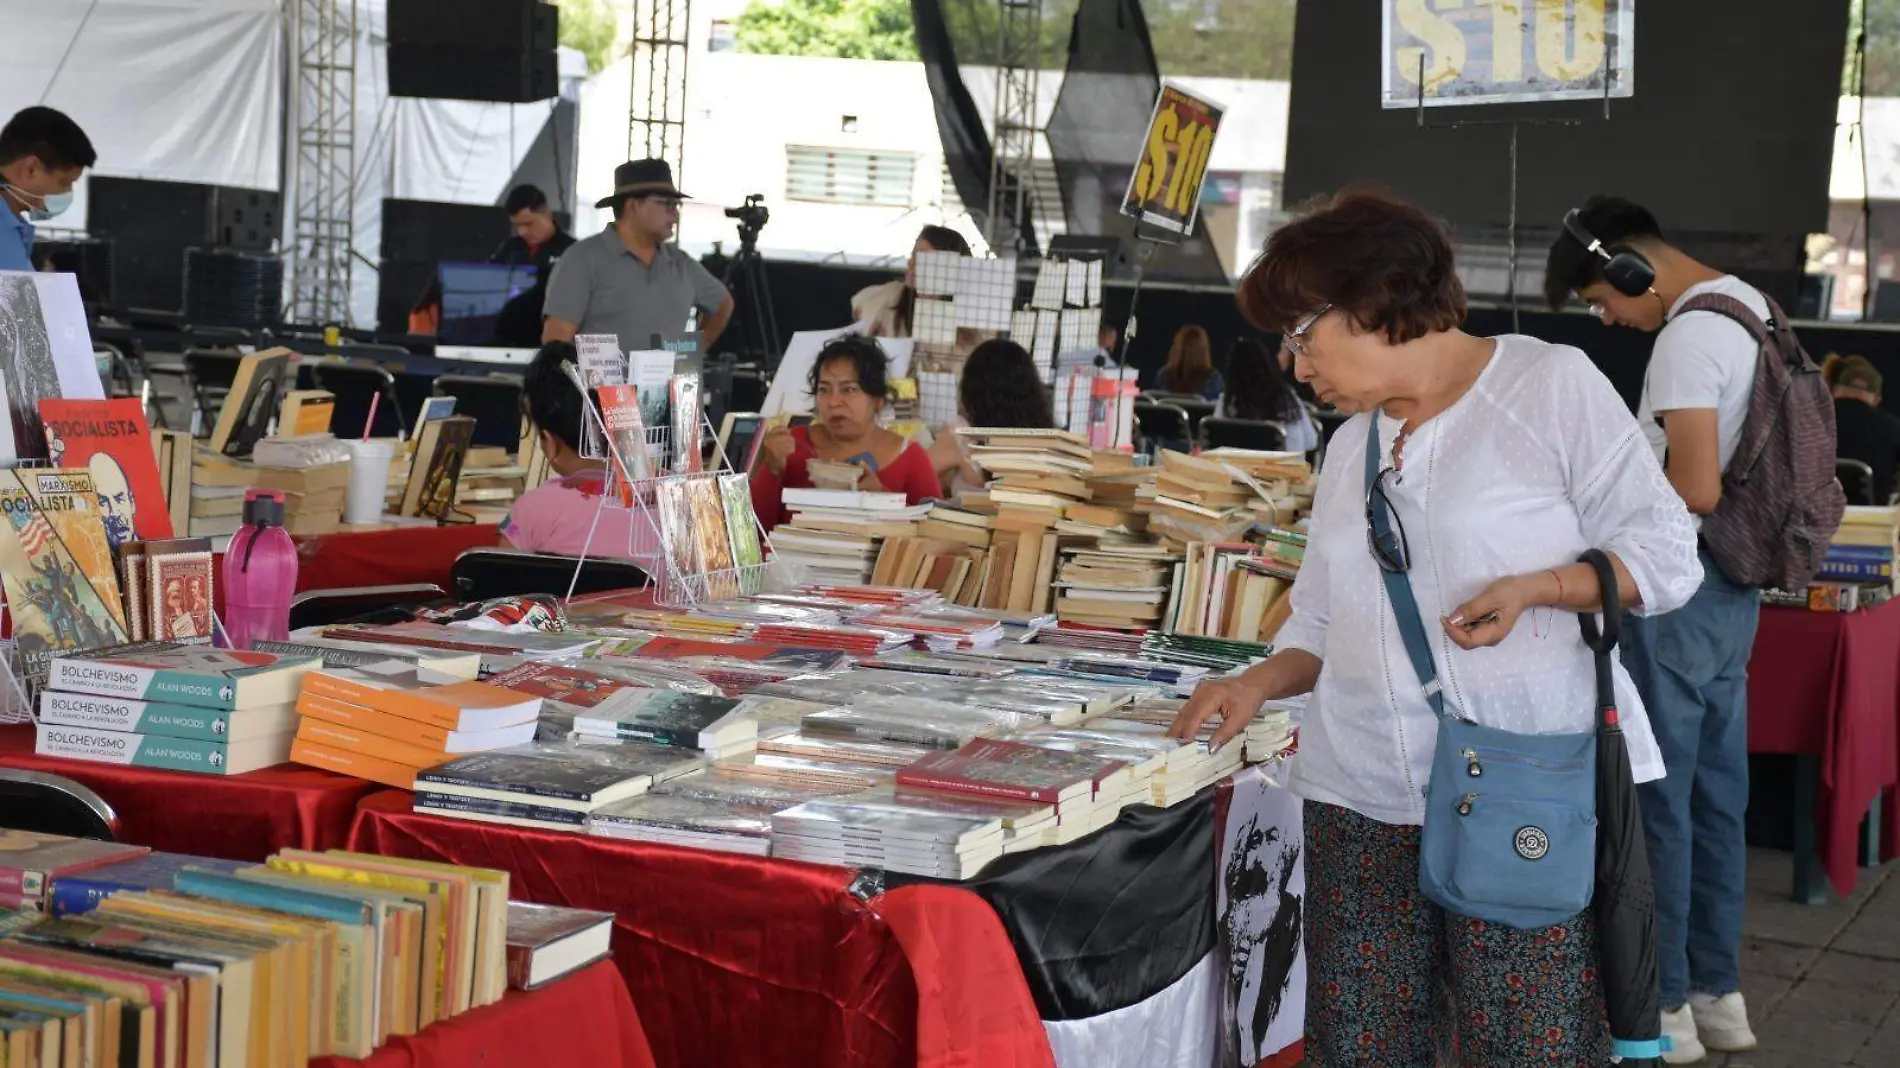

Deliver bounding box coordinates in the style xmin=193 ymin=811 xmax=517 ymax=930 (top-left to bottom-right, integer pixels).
xmin=0 ymin=107 xmax=96 ymax=272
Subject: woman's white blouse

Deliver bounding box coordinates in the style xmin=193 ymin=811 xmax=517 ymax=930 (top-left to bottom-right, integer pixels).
xmin=1278 ymin=336 xmax=1703 ymax=826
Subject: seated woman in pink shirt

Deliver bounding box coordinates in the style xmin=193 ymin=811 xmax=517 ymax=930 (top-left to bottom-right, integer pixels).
xmin=499 ymin=341 xmax=659 ymax=564
xmin=750 ymin=334 xmax=940 ymax=531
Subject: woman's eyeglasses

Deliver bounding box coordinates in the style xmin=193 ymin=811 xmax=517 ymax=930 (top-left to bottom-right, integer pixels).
xmin=1283 ymin=303 xmax=1334 ymax=360
xmin=1365 ymin=465 xmax=1411 ymax=573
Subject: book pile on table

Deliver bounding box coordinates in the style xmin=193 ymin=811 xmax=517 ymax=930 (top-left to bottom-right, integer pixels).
xmin=761 ymin=667 xmax=1135 ymax=727
xmin=1167 ymin=540 xmax=1297 ymax=640
xmin=1796 ymin=505 xmax=1900 ymax=610
xmin=770 ymin=792 xmax=1018 ymax=878
xmin=1054 ymin=543 xmax=1182 ymax=630
xmin=414 ymin=740 xmax=707 ymax=831
xmin=0 ymin=832 xmax=525 ymax=1063
xmin=1242 ymin=700 xmax=1298 ymax=764
xmin=565 ymin=686 xmax=758 ymax=759
xmin=891 ymin=737 xmax=1136 ymax=849
xmin=1140 ymin=632 xmax=1274 ymax=674
xmin=289 ymin=664 xmax=543 ymax=789
xmin=34 ymin=643 xmax=314 ymax=775
xmin=1072 ymin=701 xmax=1247 ymax=798
xmin=252 ymin=434 xmax=355 ymax=535
xmin=585 ymin=757 xmax=851 ymax=855
xmin=1033 ymin=623 xmax=1148 ymax=656
xmin=771 ymin=488 xmax=930 ymax=584
xmin=1009 ymin=721 xmax=1230 ymax=810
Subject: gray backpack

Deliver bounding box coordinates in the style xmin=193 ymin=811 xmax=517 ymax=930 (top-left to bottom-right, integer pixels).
xmin=1675 ymin=292 xmax=1845 ymax=589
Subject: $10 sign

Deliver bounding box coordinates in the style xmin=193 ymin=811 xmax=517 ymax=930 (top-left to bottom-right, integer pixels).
xmin=1122 ymin=82 xmax=1227 ymax=236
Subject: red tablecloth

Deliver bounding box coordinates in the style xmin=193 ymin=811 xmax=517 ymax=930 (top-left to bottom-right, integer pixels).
xmin=346 ymin=791 xmax=1056 ymax=1068
xmin=291 ymin=523 xmax=500 ymax=594
xmin=0 ymin=724 xmax=380 ymax=861
xmin=310 ymin=960 xmax=656 ymax=1068
xmin=1747 ymin=600 xmax=1900 ymax=894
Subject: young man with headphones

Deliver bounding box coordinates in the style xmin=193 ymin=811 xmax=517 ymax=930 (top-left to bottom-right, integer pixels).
xmin=1544 ymin=195 xmax=1765 ymax=1064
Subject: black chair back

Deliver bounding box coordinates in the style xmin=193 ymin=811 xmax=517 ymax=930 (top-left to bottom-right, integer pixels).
xmin=451 ymin=549 xmax=651 ymax=603
xmin=0 ymin=770 xmax=119 ymax=840
xmin=1133 ymin=400 xmax=1193 ymax=454
xmin=435 ymin=374 xmax=526 ymax=451
xmin=1838 ymin=458 xmax=1879 ymax=506
xmin=312 ymin=361 xmax=408 ymax=439
xmin=182 ymin=349 xmax=243 ymax=437
xmin=289 ymin=584 xmax=449 ymax=629
xmin=1202 ymin=417 xmax=1289 ymax=452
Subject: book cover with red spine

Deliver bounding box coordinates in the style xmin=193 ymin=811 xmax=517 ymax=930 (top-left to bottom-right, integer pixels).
xmin=894 ymin=738 xmax=1128 ymax=805
xmin=39 ymin=397 xmax=173 ymax=545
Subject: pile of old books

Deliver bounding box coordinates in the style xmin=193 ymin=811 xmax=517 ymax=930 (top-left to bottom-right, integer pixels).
xmin=1796 ymin=504 xmax=1900 ymax=611
xmin=34 ymin=644 xmax=315 ymax=775
xmin=770 ymin=487 xmax=928 ymax=585
xmin=0 ymin=831 xmax=619 ymax=1064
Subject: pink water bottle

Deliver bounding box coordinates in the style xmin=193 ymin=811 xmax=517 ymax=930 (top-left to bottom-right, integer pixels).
xmin=223 ymin=488 xmax=299 ymax=649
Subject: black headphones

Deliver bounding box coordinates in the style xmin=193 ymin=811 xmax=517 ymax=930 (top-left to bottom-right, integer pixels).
xmin=1563 ymin=208 xmax=1656 ymax=297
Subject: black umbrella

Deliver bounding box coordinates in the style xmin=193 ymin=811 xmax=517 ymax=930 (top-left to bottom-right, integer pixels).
xmin=1577 ymin=549 xmax=1663 ymax=1065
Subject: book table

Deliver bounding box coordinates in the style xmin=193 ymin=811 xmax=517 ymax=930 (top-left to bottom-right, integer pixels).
xmin=1747 ymin=598 xmax=1900 ymax=901
xmin=312 ymin=959 xmax=656 ymax=1068
xmin=347 ymin=790 xmax=1055 ymax=1068
xmin=0 ymin=723 xmax=380 ymax=859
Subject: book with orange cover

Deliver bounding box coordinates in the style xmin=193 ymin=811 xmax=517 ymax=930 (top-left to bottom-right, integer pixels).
xmin=294 ymin=718 xmax=455 ymax=771
xmin=300 ymin=668 xmax=541 ymax=733
xmin=295 ymin=691 xmax=539 ymax=755
xmin=289 ymin=738 xmax=421 ymax=790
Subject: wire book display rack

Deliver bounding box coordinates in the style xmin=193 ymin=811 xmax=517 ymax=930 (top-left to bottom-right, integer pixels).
xmin=562 ymin=365 xmax=783 ymax=609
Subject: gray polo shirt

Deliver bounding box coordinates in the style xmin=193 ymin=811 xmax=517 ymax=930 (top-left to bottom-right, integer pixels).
xmin=542 ymin=226 xmax=730 ymax=352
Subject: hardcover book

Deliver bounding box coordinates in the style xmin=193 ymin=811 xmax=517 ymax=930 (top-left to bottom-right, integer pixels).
xmin=400 ymin=415 xmax=476 ymax=520
xmin=894 ymin=737 xmax=1131 ymax=806
xmin=504 ymin=902 xmax=612 ymax=991
xmin=0 ymin=830 xmax=150 ymax=912
xmin=207 ymin=348 xmax=291 ymax=459
xmin=39 ymin=398 xmax=173 ymax=546
xmin=48 ymin=644 xmax=317 ymax=710
xmin=0 ymin=467 xmax=130 ymax=673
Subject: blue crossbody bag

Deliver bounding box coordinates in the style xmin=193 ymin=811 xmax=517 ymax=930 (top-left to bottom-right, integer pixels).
xmin=1364 ymin=416 xmax=1598 ymax=930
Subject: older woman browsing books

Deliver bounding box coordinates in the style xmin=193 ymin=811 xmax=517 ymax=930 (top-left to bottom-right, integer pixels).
xmin=1169 ymin=191 xmax=1702 ymax=1067
xmin=749 ymin=335 xmax=939 ymax=531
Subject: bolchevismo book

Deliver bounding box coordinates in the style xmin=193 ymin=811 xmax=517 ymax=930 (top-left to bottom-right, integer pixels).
xmin=34 ymin=721 xmax=296 ymax=776
xmin=48 ymin=643 xmax=317 ymax=710
xmin=38 ymin=688 xmax=298 ymax=742
xmin=0 ymin=467 xmax=129 ymax=674
xmin=39 ymin=397 xmax=174 ymax=546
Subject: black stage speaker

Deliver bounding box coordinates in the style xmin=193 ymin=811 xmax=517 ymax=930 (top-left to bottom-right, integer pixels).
xmin=386 ymin=0 xmax=559 ymax=103
xmin=387 ymin=0 xmax=558 ymax=51
xmin=212 ymin=188 xmax=280 ymax=251
xmin=88 ymin=176 xmax=214 ymax=245
xmin=381 ymin=199 xmax=515 ymax=263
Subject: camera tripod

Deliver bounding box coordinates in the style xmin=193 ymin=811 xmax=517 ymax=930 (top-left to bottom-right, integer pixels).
xmin=719 ymin=201 xmax=783 ymax=366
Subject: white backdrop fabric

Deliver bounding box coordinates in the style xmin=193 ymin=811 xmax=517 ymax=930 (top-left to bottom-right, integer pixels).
xmin=4 ymin=0 xmax=581 ymax=326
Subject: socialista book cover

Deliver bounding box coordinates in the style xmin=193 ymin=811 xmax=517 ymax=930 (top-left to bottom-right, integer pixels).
xmin=40 ymin=397 xmax=174 ymax=545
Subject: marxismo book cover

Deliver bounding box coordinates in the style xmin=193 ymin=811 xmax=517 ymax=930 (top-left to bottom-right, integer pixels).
xmin=40 ymin=397 xmax=174 ymax=545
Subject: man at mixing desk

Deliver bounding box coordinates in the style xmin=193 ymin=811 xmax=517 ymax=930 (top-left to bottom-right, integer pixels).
xmin=542 ymin=159 xmax=733 ymax=351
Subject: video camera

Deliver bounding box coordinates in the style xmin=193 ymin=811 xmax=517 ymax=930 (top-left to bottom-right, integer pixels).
xmin=724 ymin=194 xmax=769 ymax=250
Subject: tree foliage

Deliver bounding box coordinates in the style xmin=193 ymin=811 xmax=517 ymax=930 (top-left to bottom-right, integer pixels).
xmin=734 ymin=0 xmax=921 ymax=62
xmin=557 ymin=0 xmax=619 ymax=75
xmin=732 ymin=0 xmax=1298 ymax=81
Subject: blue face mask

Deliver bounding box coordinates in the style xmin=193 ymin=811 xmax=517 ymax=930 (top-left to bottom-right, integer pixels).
xmin=6 ymin=184 xmax=72 ymax=222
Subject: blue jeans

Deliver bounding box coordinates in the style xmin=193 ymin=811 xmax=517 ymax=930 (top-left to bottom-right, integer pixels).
xmin=1623 ymin=550 xmax=1760 ymax=1009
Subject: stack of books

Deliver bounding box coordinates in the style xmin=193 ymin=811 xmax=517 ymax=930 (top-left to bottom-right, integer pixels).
xmin=1080 ymin=702 xmax=1248 ymax=803
xmin=1 ymin=835 xmax=516 ymax=1062
xmin=565 ymin=687 xmax=759 ymax=759
xmin=414 ymin=740 xmax=707 ymax=831
xmin=586 ymin=793 xmax=779 ymax=856
xmin=0 ymin=833 xmax=151 ymax=913
xmin=289 ymin=665 xmax=544 ymax=788
xmin=1242 ymin=700 xmax=1298 ymax=764
xmin=254 ymin=453 xmax=351 ymax=536
xmin=35 ymin=644 xmax=314 ymax=775
xmin=1054 ymin=543 xmax=1182 ymax=630
xmin=1146 ymin=451 xmax=1261 ymax=546
xmin=770 ymin=795 xmax=1010 ymax=878
xmin=1811 ymin=504 xmax=1900 ymax=603
xmin=771 ymin=488 xmax=931 ymax=584
xmin=894 ymin=737 xmax=1135 ymax=842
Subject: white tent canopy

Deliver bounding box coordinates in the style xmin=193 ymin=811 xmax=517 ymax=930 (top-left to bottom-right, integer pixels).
xmin=2 ymin=0 xmax=583 ymax=326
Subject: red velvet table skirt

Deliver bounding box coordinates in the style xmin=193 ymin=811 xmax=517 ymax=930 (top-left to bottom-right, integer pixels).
xmin=310 ymin=960 xmax=656 ymax=1068
xmin=1747 ymin=600 xmax=1900 ymax=895
xmin=346 ymin=791 xmax=1056 ymax=1068
xmin=0 ymin=724 xmax=380 ymax=861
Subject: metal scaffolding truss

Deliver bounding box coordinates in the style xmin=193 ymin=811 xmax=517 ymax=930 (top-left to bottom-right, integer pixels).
xmin=290 ymin=0 xmax=357 ymax=325
xmin=986 ymin=0 xmax=1042 ymax=255
xmin=628 ymin=0 xmax=691 ymax=184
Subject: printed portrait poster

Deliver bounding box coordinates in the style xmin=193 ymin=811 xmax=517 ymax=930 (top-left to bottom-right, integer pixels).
xmin=1217 ymin=766 xmax=1306 ymax=1065
xmin=0 ymin=271 xmax=106 ymax=463
xmin=40 ymin=397 xmax=175 ymax=546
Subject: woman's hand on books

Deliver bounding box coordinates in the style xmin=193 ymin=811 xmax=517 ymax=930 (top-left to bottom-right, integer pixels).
xmin=855 ymin=464 xmax=883 ymax=491
xmin=1170 ymin=650 xmax=1320 ymax=752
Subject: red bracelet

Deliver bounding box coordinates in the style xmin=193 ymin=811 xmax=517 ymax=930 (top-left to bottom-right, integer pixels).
xmin=1547 ymin=567 xmax=1566 ymax=606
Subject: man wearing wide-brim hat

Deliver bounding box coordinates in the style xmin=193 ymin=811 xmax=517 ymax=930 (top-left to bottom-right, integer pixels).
xmin=542 ymin=159 xmax=733 ymax=352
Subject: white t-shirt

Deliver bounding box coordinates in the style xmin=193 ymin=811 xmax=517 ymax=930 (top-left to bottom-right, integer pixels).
xmin=1277 ymin=336 xmax=1704 ymax=826
xmin=1637 ymin=275 xmax=1765 ymax=472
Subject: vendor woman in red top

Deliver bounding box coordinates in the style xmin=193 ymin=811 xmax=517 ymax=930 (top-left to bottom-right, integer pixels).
xmin=750 ymin=334 xmax=940 ymax=530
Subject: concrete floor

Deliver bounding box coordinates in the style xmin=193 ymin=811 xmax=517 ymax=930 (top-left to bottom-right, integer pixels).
xmin=1710 ymin=848 xmax=1900 ymax=1067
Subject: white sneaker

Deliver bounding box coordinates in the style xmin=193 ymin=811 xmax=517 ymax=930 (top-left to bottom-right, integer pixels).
xmin=1689 ymin=991 xmax=1758 ymax=1052
xmin=1660 ymin=1005 xmax=1707 ymax=1064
